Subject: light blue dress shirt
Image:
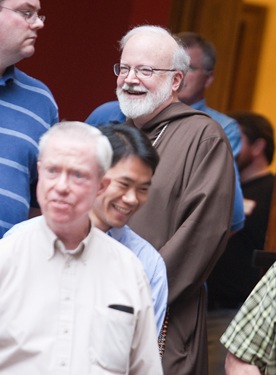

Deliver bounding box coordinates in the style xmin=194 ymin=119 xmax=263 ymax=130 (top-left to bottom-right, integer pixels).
xmin=108 ymin=226 xmax=168 ymax=335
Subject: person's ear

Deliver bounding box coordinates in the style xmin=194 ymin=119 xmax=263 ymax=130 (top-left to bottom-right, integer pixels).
xmin=96 ymin=176 xmax=110 ymax=197
xmin=172 ymin=71 xmax=184 ymax=92
xmin=252 ymin=138 xmax=266 ymax=156
xmin=204 ymin=71 xmax=214 ymax=89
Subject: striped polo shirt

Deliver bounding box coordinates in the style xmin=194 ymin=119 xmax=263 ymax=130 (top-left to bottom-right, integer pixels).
xmin=0 ymin=66 xmax=58 ymax=238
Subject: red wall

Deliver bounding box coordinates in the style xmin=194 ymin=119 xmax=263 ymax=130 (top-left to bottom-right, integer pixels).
xmin=18 ymin=0 xmax=173 ymax=121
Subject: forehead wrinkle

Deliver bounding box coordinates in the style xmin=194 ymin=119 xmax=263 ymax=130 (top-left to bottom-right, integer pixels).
xmin=41 ymin=141 xmax=95 ymax=168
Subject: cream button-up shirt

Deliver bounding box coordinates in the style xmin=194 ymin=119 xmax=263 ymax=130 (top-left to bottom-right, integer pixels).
xmin=0 ymin=217 xmax=162 ymax=375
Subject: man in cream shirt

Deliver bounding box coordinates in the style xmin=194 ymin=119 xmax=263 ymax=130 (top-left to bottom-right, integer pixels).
xmin=0 ymin=121 xmax=162 ymax=375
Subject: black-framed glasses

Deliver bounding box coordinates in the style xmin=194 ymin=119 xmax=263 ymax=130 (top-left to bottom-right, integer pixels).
xmin=114 ymin=63 xmax=176 ymax=79
xmin=0 ymin=6 xmax=46 ymax=24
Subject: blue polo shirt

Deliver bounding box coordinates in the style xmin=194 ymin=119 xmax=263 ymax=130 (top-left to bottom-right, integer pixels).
xmin=86 ymin=100 xmax=126 ymax=125
xmin=0 ymin=66 xmax=58 ymax=237
xmin=191 ymin=99 xmax=241 ymax=157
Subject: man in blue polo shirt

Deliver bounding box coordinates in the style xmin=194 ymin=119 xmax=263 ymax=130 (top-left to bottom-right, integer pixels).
xmin=0 ymin=0 xmax=58 ymax=238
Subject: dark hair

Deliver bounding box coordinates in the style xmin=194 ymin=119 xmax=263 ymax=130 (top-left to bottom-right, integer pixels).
xmin=98 ymin=123 xmax=159 ymax=173
xmin=228 ymin=111 xmax=275 ymax=164
xmin=177 ymin=31 xmax=216 ymax=72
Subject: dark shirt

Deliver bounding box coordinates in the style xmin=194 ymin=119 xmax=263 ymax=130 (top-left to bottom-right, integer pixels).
xmin=208 ymin=173 xmax=275 ymax=309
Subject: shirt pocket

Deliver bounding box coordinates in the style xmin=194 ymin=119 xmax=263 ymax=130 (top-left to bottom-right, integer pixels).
xmin=89 ymin=305 xmax=136 ymax=373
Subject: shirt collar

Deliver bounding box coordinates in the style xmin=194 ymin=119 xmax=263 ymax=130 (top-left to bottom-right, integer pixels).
xmin=190 ymin=99 xmax=206 ymax=111
xmin=0 ymin=66 xmax=15 ymax=86
xmin=42 ymin=218 xmax=95 ymax=264
xmin=107 ymin=226 xmax=124 ymax=241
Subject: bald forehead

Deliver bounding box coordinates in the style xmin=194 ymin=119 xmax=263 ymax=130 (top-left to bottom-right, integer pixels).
xmin=122 ymin=31 xmax=176 ymax=66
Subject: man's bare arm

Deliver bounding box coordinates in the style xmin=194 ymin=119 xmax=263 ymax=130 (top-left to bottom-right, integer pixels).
xmin=225 ymin=352 xmax=262 ymax=375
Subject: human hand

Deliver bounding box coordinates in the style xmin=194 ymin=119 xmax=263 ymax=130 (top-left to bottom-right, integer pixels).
xmin=225 ymin=352 xmax=262 ymax=375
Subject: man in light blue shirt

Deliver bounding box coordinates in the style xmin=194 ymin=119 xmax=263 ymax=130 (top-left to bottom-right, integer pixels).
xmin=91 ymin=124 xmax=168 ymax=336
xmin=106 ymin=226 xmax=167 ymax=336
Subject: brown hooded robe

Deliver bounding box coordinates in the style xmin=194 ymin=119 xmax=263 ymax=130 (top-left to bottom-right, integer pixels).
xmin=128 ymin=102 xmax=235 ymax=375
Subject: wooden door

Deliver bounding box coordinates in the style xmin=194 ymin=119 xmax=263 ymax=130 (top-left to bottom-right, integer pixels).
xmin=227 ymin=3 xmax=267 ymax=111
xmin=170 ymin=0 xmax=267 ymax=113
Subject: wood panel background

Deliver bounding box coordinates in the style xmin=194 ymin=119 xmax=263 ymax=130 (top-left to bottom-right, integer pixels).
xmin=170 ymin=0 xmax=267 ymax=113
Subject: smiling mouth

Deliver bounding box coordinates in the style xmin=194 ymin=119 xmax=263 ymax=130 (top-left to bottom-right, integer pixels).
xmin=121 ymin=84 xmax=147 ymax=96
xmin=113 ymin=204 xmax=132 ymax=215
xmin=124 ymin=88 xmax=146 ymax=96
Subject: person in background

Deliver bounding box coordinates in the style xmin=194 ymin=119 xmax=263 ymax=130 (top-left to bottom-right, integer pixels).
xmin=177 ymin=31 xmax=244 ymax=233
xmin=86 ymin=100 xmax=125 ymax=125
xmin=112 ymin=24 xmax=235 ymax=375
xmin=0 ymin=121 xmax=163 ymax=375
xmin=0 ymin=0 xmax=58 ymax=238
xmin=220 ymin=261 xmax=276 ymax=375
xmin=207 ymin=112 xmax=275 ymax=374
xmin=85 ymin=31 xmax=244 ymax=234
xmin=177 ymin=32 xmax=241 ymax=157
xmin=173 ymin=31 xmax=244 ymax=375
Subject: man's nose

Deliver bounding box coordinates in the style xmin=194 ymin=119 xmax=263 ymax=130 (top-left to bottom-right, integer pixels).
xmin=55 ymin=172 xmax=70 ymax=192
xmin=124 ymin=68 xmax=140 ymax=84
xmin=122 ymin=189 xmax=139 ymax=205
xmin=30 ymin=17 xmax=44 ymax=30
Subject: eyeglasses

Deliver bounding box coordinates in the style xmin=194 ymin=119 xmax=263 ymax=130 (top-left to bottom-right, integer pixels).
xmin=114 ymin=63 xmax=176 ymax=79
xmin=0 ymin=6 xmax=46 ymax=24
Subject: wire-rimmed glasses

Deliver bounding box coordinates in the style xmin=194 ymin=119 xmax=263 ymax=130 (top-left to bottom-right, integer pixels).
xmin=0 ymin=6 xmax=46 ymax=24
xmin=114 ymin=63 xmax=176 ymax=79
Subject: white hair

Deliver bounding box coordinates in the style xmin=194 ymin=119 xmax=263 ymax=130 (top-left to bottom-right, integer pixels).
xmin=119 ymin=25 xmax=190 ymax=75
xmin=38 ymin=121 xmax=113 ymax=175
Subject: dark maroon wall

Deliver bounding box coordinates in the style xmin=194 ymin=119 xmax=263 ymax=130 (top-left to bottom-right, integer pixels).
xmin=18 ymin=1 xmax=173 ymax=121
